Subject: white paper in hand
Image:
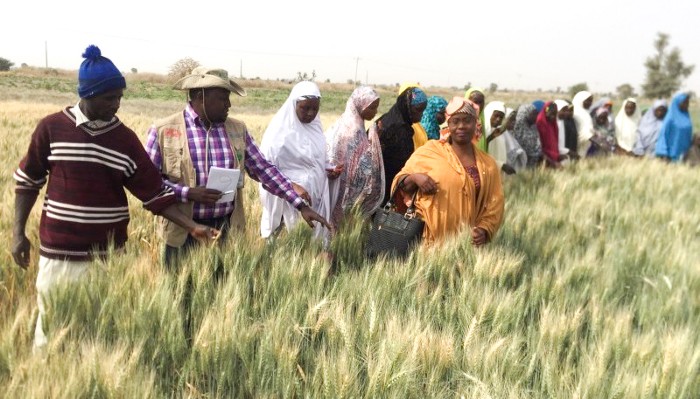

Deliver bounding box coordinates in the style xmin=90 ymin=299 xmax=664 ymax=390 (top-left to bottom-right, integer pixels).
xmin=206 ymin=167 xmax=240 ymax=204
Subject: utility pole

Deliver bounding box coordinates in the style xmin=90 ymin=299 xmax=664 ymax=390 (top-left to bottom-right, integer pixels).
xmin=44 ymin=41 xmax=48 ymax=68
xmin=354 ymin=56 xmax=359 ymax=87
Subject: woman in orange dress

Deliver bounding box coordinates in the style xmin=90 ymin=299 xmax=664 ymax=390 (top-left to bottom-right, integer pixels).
xmin=392 ymin=97 xmax=504 ymax=246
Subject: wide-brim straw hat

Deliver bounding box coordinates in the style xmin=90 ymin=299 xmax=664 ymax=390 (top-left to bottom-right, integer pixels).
xmin=173 ymin=66 xmax=246 ymax=96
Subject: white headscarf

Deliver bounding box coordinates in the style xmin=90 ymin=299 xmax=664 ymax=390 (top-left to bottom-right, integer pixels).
xmin=554 ymin=99 xmax=571 ymax=156
xmin=572 ymin=91 xmax=594 ymax=157
xmin=614 ymin=98 xmax=641 ymax=152
xmin=484 ymin=101 xmax=507 ymax=168
xmin=259 ymin=81 xmax=330 ymax=240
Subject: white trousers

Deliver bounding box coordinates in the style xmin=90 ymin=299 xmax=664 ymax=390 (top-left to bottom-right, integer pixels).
xmin=34 ymin=256 xmax=91 ymax=351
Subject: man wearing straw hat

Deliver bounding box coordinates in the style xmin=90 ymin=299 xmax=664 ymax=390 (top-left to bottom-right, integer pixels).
xmin=145 ymin=67 xmax=331 ymax=267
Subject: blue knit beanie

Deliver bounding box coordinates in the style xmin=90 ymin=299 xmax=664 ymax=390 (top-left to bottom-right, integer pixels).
xmin=77 ymin=45 xmax=126 ymax=98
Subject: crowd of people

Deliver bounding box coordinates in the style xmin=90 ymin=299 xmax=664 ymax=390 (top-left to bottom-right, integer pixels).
xmin=10 ymin=45 xmax=696 ymax=349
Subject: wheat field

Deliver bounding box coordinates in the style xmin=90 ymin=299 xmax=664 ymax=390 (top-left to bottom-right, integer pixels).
xmin=1 ymin=81 xmax=699 ymax=398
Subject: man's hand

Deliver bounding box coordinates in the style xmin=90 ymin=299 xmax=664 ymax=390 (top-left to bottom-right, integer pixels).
xmin=12 ymin=232 xmax=31 ymax=269
xmin=300 ymin=205 xmax=332 ymax=232
xmin=292 ymin=183 xmax=312 ymax=207
xmin=471 ymin=227 xmax=488 ymax=247
xmin=189 ymin=224 xmax=220 ymax=243
xmin=187 ymin=187 xmax=222 ymax=205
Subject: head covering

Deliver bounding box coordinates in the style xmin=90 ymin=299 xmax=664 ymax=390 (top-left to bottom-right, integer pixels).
xmin=325 ymin=86 xmax=384 ymax=222
xmin=484 ymin=101 xmax=507 ymax=168
xmin=410 ymin=88 xmax=428 ymax=106
xmin=655 ymin=92 xmax=693 ymax=161
xmin=398 ymin=82 xmax=420 ymax=95
xmin=633 ymin=99 xmax=667 ymax=156
xmin=484 ymin=101 xmax=506 ymax=138
xmin=173 ymin=66 xmax=246 ymax=96
xmin=535 ymin=101 xmax=559 ymax=162
xmin=77 ymin=45 xmax=126 ymax=99
xmin=259 ymin=81 xmax=329 ymax=239
xmin=377 ymin=87 xmax=424 ymax=203
xmin=614 ymin=98 xmax=641 ymax=152
xmin=595 ymin=107 xmax=609 ymax=118
xmin=532 ymin=100 xmax=545 ymax=112
xmin=554 ymin=100 xmax=571 ymax=112
xmin=501 ymin=107 xmax=528 ymax=172
xmin=445 ymin=96 xmax=477 ymax=121
xmin=572 ymin=91 xmax=593 ymax=110
xmin=513 ymin=104 xmax=542 ymax=167
xmin=589 ymin=97 xmax=613 ymax=118
xmin=554 ymin=99 xmax=577 ymax=155
xmin=464 ymin=87 xmax=485 ymax=102
xmin=420 ymin=96 xmax=448 ymax=140
xmin=572 ymin=91 xmax=594 ymax=156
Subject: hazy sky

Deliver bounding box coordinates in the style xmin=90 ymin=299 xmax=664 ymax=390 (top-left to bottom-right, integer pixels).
xmin=2 ymin=0 xmax=698 ymax=94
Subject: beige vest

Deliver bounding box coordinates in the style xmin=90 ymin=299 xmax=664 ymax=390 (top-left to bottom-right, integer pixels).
xmin=154 ymin=112 xmax=247 ymax=247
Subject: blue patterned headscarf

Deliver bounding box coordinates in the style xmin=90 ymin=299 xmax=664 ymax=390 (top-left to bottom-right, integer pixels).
xmin=410 ymin=88 xmax=427 ymax=106
xmin=420 ymin=96 xmax=448 ymax=140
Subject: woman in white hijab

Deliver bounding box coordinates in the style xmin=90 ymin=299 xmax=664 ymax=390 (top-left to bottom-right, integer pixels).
xmin=484 ymin=101 xmax=517 ymax=174
xmin=259 ymin=81 xmax=331 ymax=242
xmin=614 ymin=98 xmax=641 ymax=153
xmin=572 ymin=91 xmax=594 ymax=157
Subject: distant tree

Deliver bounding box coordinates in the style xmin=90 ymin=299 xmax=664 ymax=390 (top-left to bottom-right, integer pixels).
xmin=642 ymin=33 xmax=694 ymax=99
xmin=21 ymin=63 xmax=28 ymax=68
xmin=130 ymin=67 xmax=138 ymax=74
xmin=616 ymin=83 xmax=637 ymax=99
xmin=463 ymin=82 xmax=471 ymax=92
xmin=295 ymin=70 xmax=316 ymax=82
xmin=0 ymin=57 xmax=14 ymax=71
xmin=488 ymin=83 xmax=498 ymax=93
xmin=325 ymin=78 xmax=331 ymax=83
xmin=568 ymin=82 xmax=589 ymax=98
xmin=168 ymin=57 xmax=200 ymax=80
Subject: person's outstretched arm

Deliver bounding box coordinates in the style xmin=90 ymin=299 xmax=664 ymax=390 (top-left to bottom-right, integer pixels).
xmin=243 ymin=132 xmax=331 ymax=231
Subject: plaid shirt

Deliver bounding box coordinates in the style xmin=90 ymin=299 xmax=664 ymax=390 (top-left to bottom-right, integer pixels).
xmin=145 ymin=104 xmax=304 ymax=219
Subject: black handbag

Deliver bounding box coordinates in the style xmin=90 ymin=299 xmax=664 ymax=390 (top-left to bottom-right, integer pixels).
xmin=365 ymin=179 xmax=425 ymax=259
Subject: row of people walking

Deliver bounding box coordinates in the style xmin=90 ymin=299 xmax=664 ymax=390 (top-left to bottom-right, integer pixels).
xmin=11 ymin=45 xmax=692 ymax=350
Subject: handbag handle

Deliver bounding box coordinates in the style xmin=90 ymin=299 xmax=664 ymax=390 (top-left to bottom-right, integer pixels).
xmin=384 ymin=175 xmax=420 ymax=219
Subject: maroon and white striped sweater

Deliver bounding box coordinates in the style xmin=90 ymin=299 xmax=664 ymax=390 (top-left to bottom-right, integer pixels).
xmin=14 ymin=107 xmax=176 ymax=261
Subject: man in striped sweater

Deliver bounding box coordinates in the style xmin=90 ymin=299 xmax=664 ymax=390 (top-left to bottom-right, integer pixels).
xmin=12 ymin=45 xmax=217 ymax=350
